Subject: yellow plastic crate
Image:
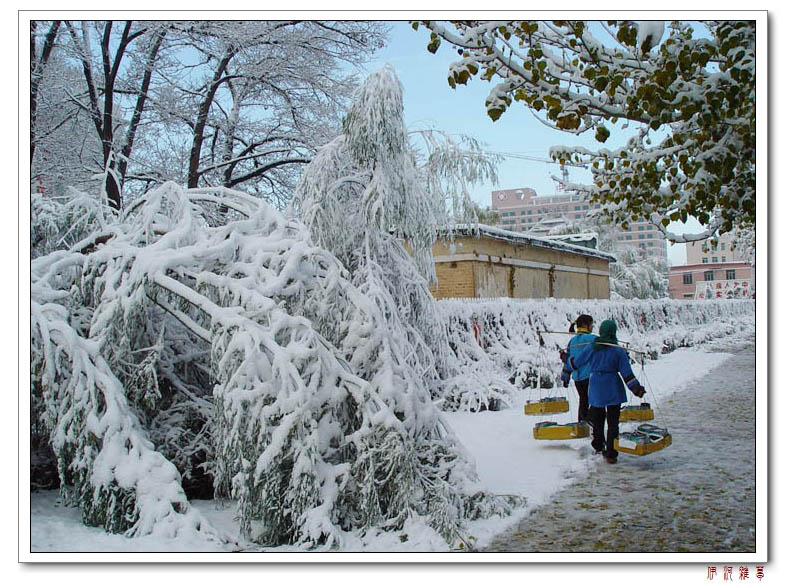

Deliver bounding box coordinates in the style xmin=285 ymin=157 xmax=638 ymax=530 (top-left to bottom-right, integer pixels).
xmin=524 ymin=397 xmax=570 ymax=415
xmin=619 ymin=403 xmax=655 ymax=422
xmin=533 ymin=421 xmax=590 ymax=440
xmin=615 ymin=424 xmax=672 ymax=456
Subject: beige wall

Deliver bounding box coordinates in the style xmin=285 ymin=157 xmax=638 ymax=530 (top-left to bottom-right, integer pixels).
xmin=432 ymin=260 xmax=476 ymax=300
xmin=430 ymin=235 xmax=611 ymax=300
xmin=685 ymin=233 xmax=747 ymax=265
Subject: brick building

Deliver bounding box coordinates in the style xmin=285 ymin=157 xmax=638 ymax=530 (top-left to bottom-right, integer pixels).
xmin=430 ymin=224 xmax=615 ymax=300
xmin=491 ymin=187 xmax=668 ymax=260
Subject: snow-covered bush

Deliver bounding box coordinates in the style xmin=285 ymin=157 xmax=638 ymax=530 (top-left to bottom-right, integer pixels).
xmin=31 ymin=178 xmax=519 ymax=548
xmin=31 ymin=189 xmax=114 ymax=259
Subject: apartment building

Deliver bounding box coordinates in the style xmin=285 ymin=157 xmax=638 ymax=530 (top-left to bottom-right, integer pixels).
xmin=668 ymin=232 xmax=755 ymax=300
xmin=685 ymin=232 xmax=747 ymax=265
xmin=490 ymin=187 xmax=668 ymax=260
xmin=668 ymin=262 xmax=754 ymax=300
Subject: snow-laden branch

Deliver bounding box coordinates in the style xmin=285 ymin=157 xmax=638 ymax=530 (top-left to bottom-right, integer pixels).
xmin=30 ymin=296 xmax=231 ymax=545
xmin=420 ymin=20 xmax=756 ymax=241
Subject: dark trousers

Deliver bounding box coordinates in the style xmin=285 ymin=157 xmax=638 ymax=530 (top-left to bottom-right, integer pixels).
xmin=589 ymin=404 xmax=621 ymax=459
xmin=574 ymin=378 xmax=590 ymax=423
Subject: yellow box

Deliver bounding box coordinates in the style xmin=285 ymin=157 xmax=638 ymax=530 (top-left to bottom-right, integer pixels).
xmin=619 ymin=404 xmax=655 ymax=422
xmin=524 ymin=398 xmax=570 ymax=415
xmin=615 ymin=424 xmax=672 ymax=456
xmin=533 ymin=421 xmax=590 ymax=440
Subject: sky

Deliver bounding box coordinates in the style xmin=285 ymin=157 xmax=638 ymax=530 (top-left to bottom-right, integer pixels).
xmin=361 ymin=21 xmax=700 ymax=264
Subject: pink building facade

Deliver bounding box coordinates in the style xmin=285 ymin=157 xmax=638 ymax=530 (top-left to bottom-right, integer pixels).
xmin=668 ymin=262 xmax=754 ymax=300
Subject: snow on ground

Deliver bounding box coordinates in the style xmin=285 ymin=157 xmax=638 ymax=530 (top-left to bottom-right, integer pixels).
xmin=445 ymin=346 xmax=735 ymax=549
xmin=486 ymin=341 xmax=757 ymax=555
xmin=26 ymin=344 xmax=736 ymax=555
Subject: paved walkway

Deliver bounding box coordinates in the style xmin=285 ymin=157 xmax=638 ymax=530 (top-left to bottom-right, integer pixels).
xmin=485 ymin=345 xmax=757 ymax=553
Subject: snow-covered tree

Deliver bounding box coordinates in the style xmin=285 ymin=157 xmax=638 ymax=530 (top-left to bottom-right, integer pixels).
xmin=59 ymin=21 xmax=168 ymax=209
xmin=291 ymin=65 xmax=512 ymax=410
xmin=144 ymin=21 xmax=387 ymax=207
xmin=30 ymin=20 xmax=62 ymax=166
xmin=418 ymin=20 xmax=756 ymax=243
xmin=608 ymin=246 xmax=670 ymax=300
xmin=289 ymin=64 xmax=519 ymax=536
xmin=31 ymin=172 xmax=516 ymax=548
xmin=31 ymin=20 xmax=388 ymax=209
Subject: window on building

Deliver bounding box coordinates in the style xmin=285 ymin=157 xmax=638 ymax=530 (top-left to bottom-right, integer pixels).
xmin=683 ymin=273 xmax=693 ymax=285
xmin=648 ymin=241 xmax=653 ymax=247
xmin=704 ymin=271 xmax=714 ymax=281
xmin=638 ymin=225 xmax=645 ymax=231
xmin=702 ymin=257 xmax=709 ymax=264
xmin=721 ymin=256 xmax=726 ymax=262
xmin=712 ymin=256 xmax=718 ymax=263
xmin=683 ymin=293 xmax=694 ymax=299
xmin=639 ymin=234 xmax=645 ymax=239
xmin=721 ymin=243 xmax=726 ymax=250
xmin=626 ymin=235 xmax=632 ymax=240
xmin=726 ymin=269 xmax=736 ymax=280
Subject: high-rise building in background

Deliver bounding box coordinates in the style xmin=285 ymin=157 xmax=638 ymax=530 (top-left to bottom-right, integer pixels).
xmin=684 ymin=231 xmax=747 ymax=265
xmin=490 ymin=187 xmax=668 ymax=261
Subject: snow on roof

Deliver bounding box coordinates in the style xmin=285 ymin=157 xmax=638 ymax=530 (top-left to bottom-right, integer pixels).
xmin=439 ymin=224 xmax=617 ymax=263
xmin=543 ymin=232 xmax=599 ymax=243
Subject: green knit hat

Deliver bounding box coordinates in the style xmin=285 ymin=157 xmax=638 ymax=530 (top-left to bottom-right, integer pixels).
xmin=594 ymin=320 xmax=618 ymax=349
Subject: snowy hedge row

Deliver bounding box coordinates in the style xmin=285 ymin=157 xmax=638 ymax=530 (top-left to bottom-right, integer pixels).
xmin=435 ymin=297 xmax=755 ymax=411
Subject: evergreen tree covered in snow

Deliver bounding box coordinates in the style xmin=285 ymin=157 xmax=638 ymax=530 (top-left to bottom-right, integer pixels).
xmin=291 ymin=65 xmax=518 ymax=539
xmin=292 ymin=65 xmax=513 ymax=412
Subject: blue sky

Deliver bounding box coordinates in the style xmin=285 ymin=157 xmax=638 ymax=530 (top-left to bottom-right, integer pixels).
xmin=362 ymin=21 xmax=691 ymax=264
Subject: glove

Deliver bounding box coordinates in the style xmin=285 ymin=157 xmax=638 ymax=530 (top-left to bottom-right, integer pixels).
xmin=559 ymin=349 xmax=569 ymax=364
xmin=631 ymin=384 xmax=646 ymax=398
xmin=562 ymin=378 xmax=570 ymax=388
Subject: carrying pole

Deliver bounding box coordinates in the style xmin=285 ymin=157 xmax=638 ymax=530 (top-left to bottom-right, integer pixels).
xmin=537 ymin=330 xmax=647 ymax=356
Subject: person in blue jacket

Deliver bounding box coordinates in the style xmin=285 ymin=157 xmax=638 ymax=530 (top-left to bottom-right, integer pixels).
xmin=559 ymin=314 xmax=596 ymax=423
xmin=562 ymin=319 xmax=645 ymax=464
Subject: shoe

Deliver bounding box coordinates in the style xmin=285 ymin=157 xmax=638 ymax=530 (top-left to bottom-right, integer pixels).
xmin=602 ymin=450 xmax=618 ymax=464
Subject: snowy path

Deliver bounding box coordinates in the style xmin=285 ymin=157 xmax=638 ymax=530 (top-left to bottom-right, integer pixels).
xmin=484 ymin=345 xmax=756 ymax=553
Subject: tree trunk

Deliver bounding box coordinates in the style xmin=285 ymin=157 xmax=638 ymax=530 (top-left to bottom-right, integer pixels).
xmin=30 ymin=20 xmax=61 ymax=167
xmin=117 ymin=29 xmax=166 ymax=191
xmin=187 ymin=51 xmax=235 ymax=189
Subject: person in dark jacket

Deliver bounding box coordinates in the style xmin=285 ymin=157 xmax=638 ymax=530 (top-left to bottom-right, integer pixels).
xmin=562 ymin=319 xmax=645 ymax=464
xmin=559 ymin=314 xmax=596 ymax=423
